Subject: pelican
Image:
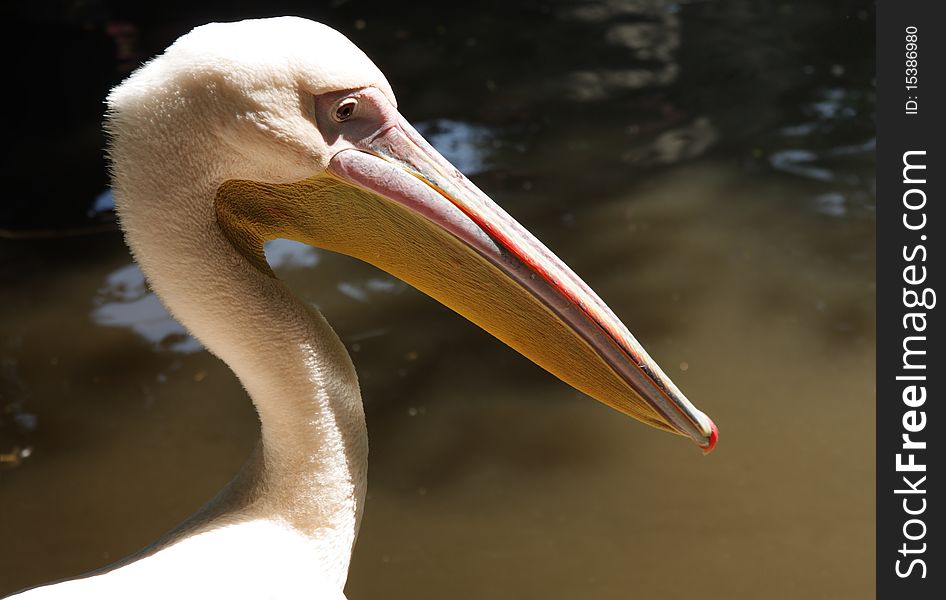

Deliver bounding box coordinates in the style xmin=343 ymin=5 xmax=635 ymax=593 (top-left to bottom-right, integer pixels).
xmin=10 ymin=16 xmax=716 ymax=599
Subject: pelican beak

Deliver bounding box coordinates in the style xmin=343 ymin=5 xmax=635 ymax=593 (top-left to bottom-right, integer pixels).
xmin=321 ymin=117 xmax=717 ymax=453
xmin=215 ymin=111 xmax=716 ymax=452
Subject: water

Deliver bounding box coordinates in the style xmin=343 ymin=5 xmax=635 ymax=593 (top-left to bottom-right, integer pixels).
xmin=1 ymin=1 xmax=874 ymax=598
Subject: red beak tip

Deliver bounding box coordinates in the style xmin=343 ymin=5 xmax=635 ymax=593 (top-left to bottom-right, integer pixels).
xmin=700 ymin=420 xmax=719 ymax=455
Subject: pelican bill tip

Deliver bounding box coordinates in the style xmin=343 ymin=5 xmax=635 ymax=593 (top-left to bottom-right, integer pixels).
xmin=699 ymin=419 xmax=719 ymax=455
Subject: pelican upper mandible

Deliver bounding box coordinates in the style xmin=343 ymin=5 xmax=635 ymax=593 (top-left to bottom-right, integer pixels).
xmin=9 ymin=16 xmax=717 ymax=600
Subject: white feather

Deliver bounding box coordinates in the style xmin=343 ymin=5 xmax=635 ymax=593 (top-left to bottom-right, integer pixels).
xmin=12 ymin=17 xmax=392 ymax=599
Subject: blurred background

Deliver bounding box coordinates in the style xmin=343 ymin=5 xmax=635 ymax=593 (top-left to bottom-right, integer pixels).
xmin=0 ymin=1 xmax=874 ymax=598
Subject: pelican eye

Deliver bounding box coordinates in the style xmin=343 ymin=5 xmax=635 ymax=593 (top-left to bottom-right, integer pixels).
xmin=333 ymin=98 xmax=358 ymax=122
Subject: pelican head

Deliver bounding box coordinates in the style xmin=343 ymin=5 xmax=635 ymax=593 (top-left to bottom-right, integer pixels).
xmin=107 ymin=16 xmax=716 ymax=451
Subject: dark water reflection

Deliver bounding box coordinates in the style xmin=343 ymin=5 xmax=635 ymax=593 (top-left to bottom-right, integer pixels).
xmin=2 ymin=1 xmax=873 ymax=598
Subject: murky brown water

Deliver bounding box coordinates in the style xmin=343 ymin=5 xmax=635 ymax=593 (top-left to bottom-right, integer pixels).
xmin=1 ymin=1 xmax=874 ymax=598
